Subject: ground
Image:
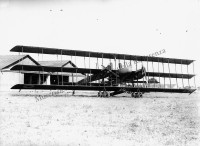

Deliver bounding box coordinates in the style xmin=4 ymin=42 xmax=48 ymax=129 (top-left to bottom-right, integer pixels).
xmin=0 ymin=91 xmax=200 ymax=146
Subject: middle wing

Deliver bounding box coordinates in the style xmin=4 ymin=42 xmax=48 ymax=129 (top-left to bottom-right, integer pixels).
xmin=10 ymin=65 xmax=195 ymax=80
xmin=10 ymin=64 xmax=119 ymax=85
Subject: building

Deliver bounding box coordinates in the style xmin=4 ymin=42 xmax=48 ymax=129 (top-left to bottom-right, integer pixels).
xmin=36 ymin=60 xmax=84 ymax=85
xmin=0 ymin=55 xmax=39 ymax=91
xmin=0 ymin=55 xmax=84 ymax=92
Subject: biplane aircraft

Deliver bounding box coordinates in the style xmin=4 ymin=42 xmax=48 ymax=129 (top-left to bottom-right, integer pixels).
xmin=10 ymin=45 xmax=196 ymax=97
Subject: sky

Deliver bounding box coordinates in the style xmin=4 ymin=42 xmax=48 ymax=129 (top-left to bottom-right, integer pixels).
xmin=0 ymin=0 xmax=200 ymax=86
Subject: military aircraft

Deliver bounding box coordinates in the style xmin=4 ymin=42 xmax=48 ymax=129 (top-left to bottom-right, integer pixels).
xmin=10 ymin=45 xmax=196 ymax=97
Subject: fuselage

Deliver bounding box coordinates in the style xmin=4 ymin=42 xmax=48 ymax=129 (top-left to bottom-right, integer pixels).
xmin=118 ymin=66 xmax=132 ymax=74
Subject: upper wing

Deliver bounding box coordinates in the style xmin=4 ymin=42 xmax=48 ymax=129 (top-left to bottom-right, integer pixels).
xmin=11 ymin=45 xmax=194 ymax=65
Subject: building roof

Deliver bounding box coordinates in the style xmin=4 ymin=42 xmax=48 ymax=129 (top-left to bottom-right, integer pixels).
xmin=0 ymin=55 xmax=39 ymax=70
xmin=38 ymin=60 xmax=77 ymax=68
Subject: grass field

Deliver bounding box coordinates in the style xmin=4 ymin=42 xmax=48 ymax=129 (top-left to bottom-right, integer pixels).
xmin=0 ymin=91 xmax=200 ymax=146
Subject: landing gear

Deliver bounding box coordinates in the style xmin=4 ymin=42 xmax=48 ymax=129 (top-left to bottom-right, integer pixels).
xmin=72 ymin=90 xmax=75 ymax=96
xmin=97 ymin=91 xmax=110 ymax=97
xmin=131 ymin=92 xmax=143 ymax=98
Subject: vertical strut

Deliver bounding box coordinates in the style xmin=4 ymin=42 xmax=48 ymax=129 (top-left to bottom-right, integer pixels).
xmin=97 ymin=56 xmax=99 ymax=84
xmin=162 ymin=59 xmax=165 ymax=88
xmin=42 ymin=48 xmax=44 ymax=85
xmin=124 ymin=55 xmax=126 ymax=86
xmin=175 ymin=61 xmax=178 ymax=88
xmin=96 ymin=57 xmax=99 ymax=69
xmin=102 ymin=54 xmax=103 ymax=67
xmin=168 ymin=59 xmax=171 ymax=88
xmin=147 ymin=56 xmax=149 ymax=87
xmin=75 ymin=52 xmax=77 ymax=84
xmin=69 ymin=55 xmax=72 ymax=85
xmin=84 ymin=56 xmax=86 ymax=86
xmin=187 ymin=65 xmax=190 ymax=87
xmin=114 ymin=56 xmax=116 ymax=70
xmin=57 ymin=54 xmax=59 ymax=85
xmin=61 ymin=50 xmax=63 ymax=86
xmin=115 ymin=56 xmax=117 ymax=86
xmin=89 ymin=52 xmax=91 ymax=86
xmin=142 ymin=60 xmax=144 ymax=87
xmin=72 ymin=72 xmax=74 ymax=85
xmin=110 ymin=58 xmax=112 ymax=86
xmin=38 ymin=51 xmax=40 ymax=85
xmin=124 ymin=55 xmax=125 ymax=67
xmin=181 ymin=60 xmax=184 ymax=88
xmin=84 ymin=56 xmax=86 ymax=68
xmin=72 ymin=55 xmax=74 ymax=85
xmin=158 ymin=58 xmax=160 ymax=88
xmin=102 ymin=53 xmax=105 ymax=87
xmin=193 ymin=62 xmax=196 ymax=88
xmin=136 ymin=56 xmax=138 ymax=87
xmin=20 ymin=46 xmax=24 ymax=84
xmin=152 ymin=60 xmax=155 ymax=88
xmin=115 ymin=56 xmax=117 ymax=85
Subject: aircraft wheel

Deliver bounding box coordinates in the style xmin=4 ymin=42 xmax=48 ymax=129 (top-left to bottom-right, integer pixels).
xmin=98 ymin=91 xmax=110 ymax=98
xmin=131 ymin=92 xmax=135 ymax=98
xmin=107 ymin=92 xmax=110 ymax=97
xmin=135 ymin=92 xmax=139 ymax=98
xmin=137 ymin=92 xmax=143 ymax=97
xmin=97 ymin=91 xmax=102 ymax=97
xmin=131 ymin=92 xmax=142 ymax=98
xmin=102 ymin=91 xmax=108 ymax=98
xmin=136 ymin=92 xmax=143 ymax=98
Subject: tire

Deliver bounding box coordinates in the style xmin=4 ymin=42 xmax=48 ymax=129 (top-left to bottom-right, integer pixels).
xmin=102 ymin=91 xmax=108 ymax=97
xmin=131 ymin=92 xmax=142 ymax=98
xmin=131 ymin=92 xmax=135 ymax=98
xmin=97 ymin=91 xmax=102 ymax=97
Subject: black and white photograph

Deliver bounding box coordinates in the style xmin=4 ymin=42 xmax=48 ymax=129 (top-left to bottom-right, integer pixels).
xmin=0 ymin=0 xmax=200 ymax=145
